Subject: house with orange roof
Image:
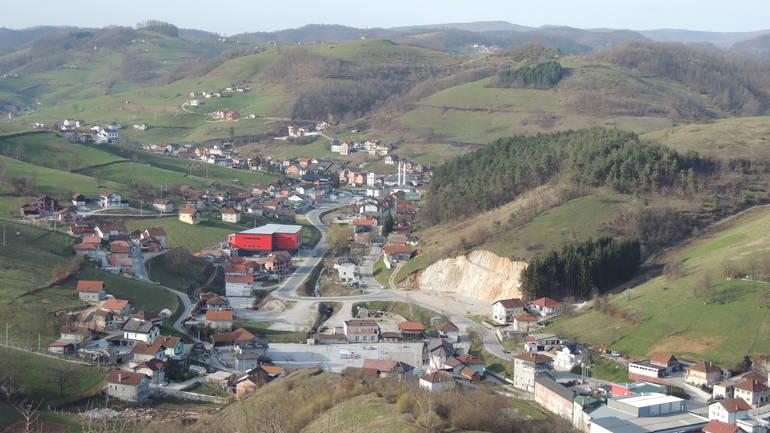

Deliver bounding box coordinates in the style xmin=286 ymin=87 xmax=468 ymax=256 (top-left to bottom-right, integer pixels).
xmin=206 ymin=310 xmax=234 ymax=331
xmin=77 ymin=280 xmax=106 ymax=303
xmin=513 ymin=312 xmax=540 ymax=332
xmin=102 ymin=299 xmax=131 ymax=318
xmin=709 ymin=398 xmax=752 ymax=424
xmin=399 ymin=321 xmax=425 ymax=340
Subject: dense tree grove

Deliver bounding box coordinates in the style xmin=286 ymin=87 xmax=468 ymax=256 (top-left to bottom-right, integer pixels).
xmin=495 ymin=61 xmax=564 ymax=89
xmin=137 ymin=20 xmax=179 ymax=37
xmin=424 ymin=128 xmax=708 ymax=223
xmin=520 ymin=237 xmax=641 ymax=299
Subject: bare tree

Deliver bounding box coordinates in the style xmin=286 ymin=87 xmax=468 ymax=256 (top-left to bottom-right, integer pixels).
xmin=14 ymin=400 xmax=42 ymax=433
xmin=50 ymin=364 xmax=73 ymax=396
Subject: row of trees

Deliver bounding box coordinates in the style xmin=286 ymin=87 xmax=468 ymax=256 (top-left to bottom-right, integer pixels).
xmin=520 ymin=236 xmax=642 ymax=299
xmin=424 ymin=128 xmax=709 ymax=223
xmin=494 ymin=60 xmax=564 ymax=89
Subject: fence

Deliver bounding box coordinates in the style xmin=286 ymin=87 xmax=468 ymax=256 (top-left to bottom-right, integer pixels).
xmin=161 ymin=389 xmax=227 ymax=404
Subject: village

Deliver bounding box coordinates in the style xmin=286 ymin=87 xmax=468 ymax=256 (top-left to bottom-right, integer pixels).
xmin=6 ymin=117 xmax=763 ymax=433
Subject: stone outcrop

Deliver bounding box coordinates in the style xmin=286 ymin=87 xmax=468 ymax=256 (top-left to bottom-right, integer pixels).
xmin=417 ymin=250 xmax=526 ymax=303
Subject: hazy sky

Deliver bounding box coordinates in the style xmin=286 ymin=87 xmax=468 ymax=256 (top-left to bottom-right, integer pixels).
xmin=1 ymin=0 xmax=768 ymax=34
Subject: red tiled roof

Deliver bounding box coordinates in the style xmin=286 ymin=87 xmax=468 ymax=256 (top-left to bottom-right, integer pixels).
xmin=383 ymin=244 xmax=412 ymax=255
xmin=529 ymin=297 xmax=561 ymax=308
xmin=73 ymin=242 xmax=99 ymax=251
xmin=102 ymin=299 xmax=129 ymax=311
xmin=437 ymin=322 xmax=459 ymax=333
xmin=399 ymin=321 xmax=425 ymax=332
xmin=206 ymin=310 xmax=234 ymax=321
xmin=420 ymin=371 xmax=453 ymax=384
xmin=689 ymin=361 xmax=721 ymax=374
xmin=515 ymin=353 xmax=552 ymax=365
xmin=718 ymin=398 xmax=751 ymax=412
xmin=494 ymin=298 xmax=525 ymax=309
xmin=735 ymin=379 xmax=769 ymax=393
xmin=514 ymin=312 xmax=539 ymax=322
xmin=650 ymin=352 xmax=678 ymax=366
xmin=220 ymin=207 xmax=238 ymax=214
xmin=179 ymin=207 xmax=198 ymax=215
xmin=225 ymin=274 xmax=254 ymax=284
xmin=82 ymin=235 xmax=102 ymax=244
xmin=144 ymin=227 xmax=166 ymax=237
xmin=362 ymin=359 xmax=398 ymax=372
xmin=77 ymin=280 xmax=104 ymax=292
xmin=106 ymin=370 xmax=146 ymax=386
xmin=110 ymin=241 xmax=131 ymax=254
xmin=702 ymin=420 xmax=740 ymax=433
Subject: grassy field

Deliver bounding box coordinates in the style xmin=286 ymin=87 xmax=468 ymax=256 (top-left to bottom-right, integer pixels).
xmin=99 ymin=144 xmax=279 ymax=188
xmin=302 ymin=393 xmax=412 ymax=433
xmin=233 ymin=320 xmax=309 ymax=343
xmin=393 ymin=254 xmax=431 ymax=284
xmin=0 ymin=155 xmax=123 ymax=199
xmin=0 ymin=132 xmax=124 ymax=171
xmin=419 ymin=188 xmax=634 ymax=261
xmin=0 ymin=222 xmax=84 ymax=346
xmin=125 ymin=216 xmax=244 ymax=253
xmin=76 ymin=267 xmax=179 ymax=315
xmin=0 ymin=348 xmax=104 ymax=406
xmin=590 ymin=357 xmax=629 ymax=382
xmin=373 ymin=259 xmax=392 ymax=287
xmin=642 ymin=116 xmax=770 ymax=161
xmin=546 ymin=205 xmax=770 ymax=368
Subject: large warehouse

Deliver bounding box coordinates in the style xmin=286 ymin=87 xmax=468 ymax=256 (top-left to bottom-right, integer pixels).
xmin=228 ymin=224 xmax=303 ymax=253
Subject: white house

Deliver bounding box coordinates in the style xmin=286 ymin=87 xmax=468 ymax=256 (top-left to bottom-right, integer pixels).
xmin=189 ymin=99 xmax=201 ymax=106
xmin=491 ymin=298 xmax=526 ymax=325
xmin=221 ymin=208 xmax=241 ymax=223
xmin=419 ymin=371 xmax=455 ymax=393
xmin=99 ymin=192 xmax=126 ymax=208
xmin=437 ymin=322 xmax=460 ymax=343
xmin=334 ymin=262 xmax=356 ymax=282
xmin=95 ymin=127 xmax=119 ymax=144
xmin=708 ymin=399 xmax=751 ymax=424
xmin=553 ymin=344 xmax=589 ymax=371
xmin=122 ymin=318 xmax=159 ymax=344
xmin=342 ymin=319 xmax=379 ymax=343
xmin=225 ymin=274 xmax=254 ymax=297
xmin=527 ymin=297 xmax=562 ymax=317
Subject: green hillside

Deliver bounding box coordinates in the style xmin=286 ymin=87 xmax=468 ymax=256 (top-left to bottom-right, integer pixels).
xmin=642 ymin=116 xmax=770 ymax=161
xmin=0 ymin=154 xmax=123 ymax=198
xmin=0 ymin=132 xmax=124 ymax=170
xmin=546 ymin=206 xmax=770 ymax=368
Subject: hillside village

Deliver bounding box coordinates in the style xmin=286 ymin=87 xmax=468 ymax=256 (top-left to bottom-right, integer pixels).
xmin=1 ymin=7 xmax=770 ymax=433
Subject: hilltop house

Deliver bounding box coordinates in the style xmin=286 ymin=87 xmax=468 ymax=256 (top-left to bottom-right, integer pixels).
xmin=491 ymin=298 xmax=526 ymax=325
xmin=105 ymin=370 xmax=150 ymax=403
xmin=382 ymin=244 xmax=412 ymax=269
xmin=102 ymin=299 xmax=131 ymax=319
xmin=141 ymin=228 xmax=167 ymax=248
xmin=178 ymin=207 xmax=200 ymax=225
xmin=77 ymin=280 xmax=106 ymax=303
xmin=527 ymin=297 xmax=562 ymax=317
xmin=628 ymin=353 xmax=680 ymax=382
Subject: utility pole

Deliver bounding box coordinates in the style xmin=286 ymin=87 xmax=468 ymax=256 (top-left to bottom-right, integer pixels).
xmin=2 ymin=223 xmax=5 ymax=247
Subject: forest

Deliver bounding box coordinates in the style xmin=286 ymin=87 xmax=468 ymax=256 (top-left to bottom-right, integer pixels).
xmin=494 ymin=61 xmax=564 ymax=89
xmin=424 ymin=128 xmax=708 ymax=223
xmin=520 ymin=236 xmax=642 ymax=300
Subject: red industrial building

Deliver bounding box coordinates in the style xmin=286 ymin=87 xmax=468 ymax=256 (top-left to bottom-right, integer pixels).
xmin=229 ymin=224 xmax=303 ymax=253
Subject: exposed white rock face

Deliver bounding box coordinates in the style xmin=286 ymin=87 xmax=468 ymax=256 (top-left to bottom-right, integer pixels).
xmin=418 ymin=250 xmax=527 ymax=303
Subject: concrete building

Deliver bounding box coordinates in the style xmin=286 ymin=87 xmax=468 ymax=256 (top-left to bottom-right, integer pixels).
xmin=734 ymin=379 xmax=770 ymax=408
xmin=221 ymin=207 xmax=241 ymax=223
xmin=534 ymin=376 xmax=575 ymax=421
xmin=334 ymin=262 xmax=356 ymax=282
xmin=206 ymin=310 xmax=234 ymax=331
xmin=343 ymin=320 xmax=379 ymax=343
xmin=513 ymin=352 xmax=552 ymax=393
xmin=105 ymin=370 xmax=150 ymax=403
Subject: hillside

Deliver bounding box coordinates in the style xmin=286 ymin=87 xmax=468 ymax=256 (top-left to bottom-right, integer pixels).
xmin=732 ymin=34 xmax=770 ymax=60
xmin=184 ymin=368 xmax=565 ymax=433
xmin=546 ymin=205 xmax=770 ymax=368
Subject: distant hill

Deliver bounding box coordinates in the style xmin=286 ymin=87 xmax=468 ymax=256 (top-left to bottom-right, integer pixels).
xmin=393 ymin=20 xmax=535 ymax=33
xmin=234 ymin=24 xmax=398 ymax=44
xmin=0 ymin=26 xmax=81 ymax=52
xmin=731 ymin=34 xmax=770 ymax=60
xmin=640 ymin=28 xmax=770 ymax=48
xmin=536 ymin=26 xmax=648 ymax=49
